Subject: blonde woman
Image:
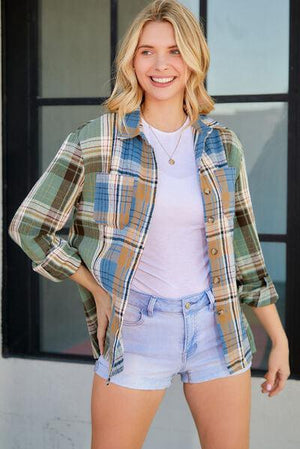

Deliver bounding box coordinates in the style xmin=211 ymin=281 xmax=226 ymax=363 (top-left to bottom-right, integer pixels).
xmin=8 ymin=1 xmax=290 ymax=448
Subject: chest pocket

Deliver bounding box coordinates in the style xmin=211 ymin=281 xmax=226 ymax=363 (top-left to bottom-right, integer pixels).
xmin=93 ymin=172 xmax=136 ymax=229
xmin=214 ymin=166 xmax=236 ymax=218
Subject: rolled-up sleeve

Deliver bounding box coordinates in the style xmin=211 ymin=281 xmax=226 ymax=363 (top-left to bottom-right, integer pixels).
xmin=8 ymin=129 xmax=84 ymax=282
xmin=232 ymin=131 xmax=279 ymax=307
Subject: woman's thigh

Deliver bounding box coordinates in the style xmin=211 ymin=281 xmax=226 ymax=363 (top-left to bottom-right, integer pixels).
xmin=183 ymin=368 xmax=252 ymax=449
xmin=91 ymin=373 xmax=166 ymax=449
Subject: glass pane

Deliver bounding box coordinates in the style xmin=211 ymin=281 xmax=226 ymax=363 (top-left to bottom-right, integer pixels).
xmin=207 ymin=0 xmax=289 ymax=95
xmin=179 ymin=0 xmax=200 ymax=19
xmin=40 ymin=235 xmax=92 ymax=356
xmin=242 ymin=242 xmax=286 ymax=371
xmin=118 ymin=0 xmax=152 ymax=41
xmin=118 ymin=0 xmax=200 ymax=43
xmin=39 ymin=0 xmax=111 ymax=97
xmin=209 ymin=102 xmax=288 ymax=234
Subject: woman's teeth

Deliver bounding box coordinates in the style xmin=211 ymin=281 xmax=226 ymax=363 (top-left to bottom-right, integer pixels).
xmin=150 ymin=76 xmax=176 ymax=84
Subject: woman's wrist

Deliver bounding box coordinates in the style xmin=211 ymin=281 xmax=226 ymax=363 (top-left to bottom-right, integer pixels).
xmin=271 ymin=332 xmax=289 ymax=348
xmin=70 ymin=264 xmax=107 ymax=299
xmin=91 ymin=284 xmax=110 ymax=301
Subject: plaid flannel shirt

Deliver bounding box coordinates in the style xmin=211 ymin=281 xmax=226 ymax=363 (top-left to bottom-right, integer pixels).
xmin=8 ymin=106 xmax=279 ymax=385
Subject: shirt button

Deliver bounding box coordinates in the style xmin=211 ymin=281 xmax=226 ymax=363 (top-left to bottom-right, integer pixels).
xmin=185 ymin=302 xmax=191 ymax=309
xmin=217 ymin=309 xmax=224 ymax=315
xmin=211 ymin=248 xmax=218 ymax=255
xmin=204 ymin=188 xmax=211 ymax=195
xmin=208 ymin=216 xmax=215 ymax=223
xmin=213 ymin=276 xmax=220 ymax=284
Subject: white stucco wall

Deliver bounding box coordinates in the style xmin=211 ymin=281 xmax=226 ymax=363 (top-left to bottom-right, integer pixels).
xmin=0 ymin=359 xmax=299 ymax=448
xmin=0 ymin=5 xmax=299 ymax=449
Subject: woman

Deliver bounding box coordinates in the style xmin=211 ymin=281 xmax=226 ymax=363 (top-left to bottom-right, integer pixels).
xmin=8 ymin=1 xmax=290 ymax=448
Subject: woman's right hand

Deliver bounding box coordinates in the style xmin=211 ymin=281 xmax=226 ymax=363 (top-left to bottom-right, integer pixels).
xmin=92 ymin=288 xmax=112 ymax=356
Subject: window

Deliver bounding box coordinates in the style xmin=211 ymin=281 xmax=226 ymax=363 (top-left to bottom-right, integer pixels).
xmin=3 ymin=0 xmax=299 ymax=377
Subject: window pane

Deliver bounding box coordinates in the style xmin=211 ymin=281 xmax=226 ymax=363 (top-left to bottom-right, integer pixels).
xmin=40 ymin=234 xmax=92 ymax=356
xmin=118 ymin=1 xmax=200 ymax=43
xmin=39 ymin=0 xmax=111 ymax=97
xmin=209 ymin=102 xmax=288 ymax=234
xmin=179 ymin=0 xmax=200 ymax=18
xmin=242 ymin=242 xmax=286 ymax=371
xmin=118 ymin=0 xmax=151 ymax=41
xmin=207 ymin=0 xmax=289 ymax=95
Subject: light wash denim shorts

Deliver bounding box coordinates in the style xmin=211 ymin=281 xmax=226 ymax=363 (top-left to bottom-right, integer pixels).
xmin=94 ymin=286 xmax=252 ymax=390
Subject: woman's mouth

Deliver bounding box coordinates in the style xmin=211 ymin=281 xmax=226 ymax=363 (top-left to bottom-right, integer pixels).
xmin=149 ymin=76 xmax=177 ymax=87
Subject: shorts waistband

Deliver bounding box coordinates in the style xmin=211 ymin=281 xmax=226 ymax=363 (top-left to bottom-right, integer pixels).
xmin=127 ymin=286 xmax=216 ymax=316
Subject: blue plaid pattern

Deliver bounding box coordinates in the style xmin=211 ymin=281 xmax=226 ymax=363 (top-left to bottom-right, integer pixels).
xmin=8 ymin=106 xmax=279 ymax=385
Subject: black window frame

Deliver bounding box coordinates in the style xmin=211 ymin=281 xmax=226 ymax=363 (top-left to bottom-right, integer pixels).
xmin=2 ymin=0 xmax=300 ymax=379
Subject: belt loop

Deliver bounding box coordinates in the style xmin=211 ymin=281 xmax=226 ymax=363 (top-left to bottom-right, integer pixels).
xmin=147 ymin=297 xmax=157 ymax=317
xmin=206 ymin=289 xmax=215 ymax=311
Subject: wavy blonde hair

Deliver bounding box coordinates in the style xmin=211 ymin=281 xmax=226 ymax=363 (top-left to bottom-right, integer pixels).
xmin=102 ymin=0 xmax=215 ymax=134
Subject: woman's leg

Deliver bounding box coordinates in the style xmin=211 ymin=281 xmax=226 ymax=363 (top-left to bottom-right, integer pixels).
xmin=91 ymin=373 xmax=167 ymax=449
xmin=183 ymin=368 xmax=251 ymax=449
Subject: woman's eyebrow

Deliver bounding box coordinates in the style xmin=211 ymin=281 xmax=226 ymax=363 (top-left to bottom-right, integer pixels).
xmin=137 ymin=44 xmax=178 ymax=49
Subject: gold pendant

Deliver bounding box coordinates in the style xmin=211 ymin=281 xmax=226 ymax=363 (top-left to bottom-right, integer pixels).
xmin=169 ymin=158 xmax=175 ymax=165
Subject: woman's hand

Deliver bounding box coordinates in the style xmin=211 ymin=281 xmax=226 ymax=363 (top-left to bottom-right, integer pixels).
xmin=261 ymin=338 xmax=290 ymax=397
xmin=92 ymin=288 xmax=112 ymax=356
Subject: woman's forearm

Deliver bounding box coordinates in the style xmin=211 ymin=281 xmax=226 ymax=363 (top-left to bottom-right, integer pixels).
xmin=250 ymin=303 xmax=288 ymax=346
xmin=69 ymin=263 xmax=106 ymax=296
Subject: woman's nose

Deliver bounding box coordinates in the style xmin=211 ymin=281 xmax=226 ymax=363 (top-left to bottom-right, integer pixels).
xmin=153 ymin=57 xmax=170 ymax=71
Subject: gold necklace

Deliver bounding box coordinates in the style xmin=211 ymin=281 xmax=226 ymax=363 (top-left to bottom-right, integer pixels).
xmin=141 ymin=113 xmax=187 ymax=165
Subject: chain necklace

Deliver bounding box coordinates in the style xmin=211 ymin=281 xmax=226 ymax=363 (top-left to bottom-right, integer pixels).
xmin=141 ymin=113 xmax=188 ymax=165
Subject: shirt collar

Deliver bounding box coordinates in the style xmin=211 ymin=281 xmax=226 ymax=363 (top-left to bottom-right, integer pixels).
xmin=116 ymin=105 xmax=216 ymax=140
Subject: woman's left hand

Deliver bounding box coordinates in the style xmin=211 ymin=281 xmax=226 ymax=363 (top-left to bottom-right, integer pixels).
xmin=261 ymin=338 xmax=290 ymax=397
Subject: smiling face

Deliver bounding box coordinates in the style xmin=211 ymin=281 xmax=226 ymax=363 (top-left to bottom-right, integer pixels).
xmin=133 ymin=21 xmax=191 ymax=105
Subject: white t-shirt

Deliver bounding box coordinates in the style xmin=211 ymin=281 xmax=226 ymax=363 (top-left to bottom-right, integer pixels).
xmin=130 ymin=115 xmax=210 ymax=298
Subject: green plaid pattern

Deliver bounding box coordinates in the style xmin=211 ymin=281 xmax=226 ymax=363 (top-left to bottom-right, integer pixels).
xmin=8 ymin=106 xmax=279 ymax=384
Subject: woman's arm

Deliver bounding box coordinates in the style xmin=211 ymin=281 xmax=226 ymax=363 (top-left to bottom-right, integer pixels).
xmin=8 ymin=129 xmax=84 ymax=282
xmin=229 ymin=130 xmax=290 ymax=396
xmin=252 ymin=303 xmax=290 ymax=397
xmin=250 ymin=303 xmax=287 ymax=346
xmin=70 ymin=263 xmax=108 ymax=301
xmin=231 ymin=130 xmax=279 ymax=308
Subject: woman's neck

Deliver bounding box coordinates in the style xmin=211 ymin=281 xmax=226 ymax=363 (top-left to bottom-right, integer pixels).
xmin=140 ymin=103 xmax=187 ymax=133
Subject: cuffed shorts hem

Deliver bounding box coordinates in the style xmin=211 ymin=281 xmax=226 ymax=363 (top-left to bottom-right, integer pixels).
xmin=181 ymin=361 xmax=252 ymax=384
xmin=94 ymin=361 xmax=171 ymax=390
xmin=94 ymin=357 xmax=252 ymax=390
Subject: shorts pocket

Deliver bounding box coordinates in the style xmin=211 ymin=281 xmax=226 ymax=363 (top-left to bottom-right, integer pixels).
xmin=93 ymin=172 xmax=136 ymax=229
xmin=123 ymin=303 xmax=145 ymax=326
xmin=214 ymin=166 xmax=236 ymax=218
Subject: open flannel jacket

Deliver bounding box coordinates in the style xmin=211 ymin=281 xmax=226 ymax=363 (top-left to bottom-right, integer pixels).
xmin=8 ymin=106 xmax=279 ymax=385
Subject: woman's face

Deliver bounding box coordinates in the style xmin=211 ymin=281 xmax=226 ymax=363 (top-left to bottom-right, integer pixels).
xmin=133 ymin=21 xmax=191 ymax=104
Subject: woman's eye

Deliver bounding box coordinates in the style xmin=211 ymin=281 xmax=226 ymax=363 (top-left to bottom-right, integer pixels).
xmin=141 ymin=49 xmax=180 ymax=55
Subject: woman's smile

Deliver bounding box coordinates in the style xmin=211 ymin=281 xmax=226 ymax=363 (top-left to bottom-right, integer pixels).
xmin=149 ymin=75 xmax=177 ymax=87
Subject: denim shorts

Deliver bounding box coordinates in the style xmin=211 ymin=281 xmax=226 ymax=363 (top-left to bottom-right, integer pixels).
xmin=94 ymin=286 xmax=252 ymax=390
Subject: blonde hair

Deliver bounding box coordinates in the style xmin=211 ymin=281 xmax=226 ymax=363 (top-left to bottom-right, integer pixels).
xmin=102 ymin=0 xmax=215 ymax=134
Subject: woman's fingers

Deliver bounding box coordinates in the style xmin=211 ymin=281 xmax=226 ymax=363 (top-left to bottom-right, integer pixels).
xmin=92 ymin=289 xmax=112 ymax=355
xmin=261 ymin=371 xmax=289 ymax=397
xmin=96 ymin=312 xmax=109 ymax=355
